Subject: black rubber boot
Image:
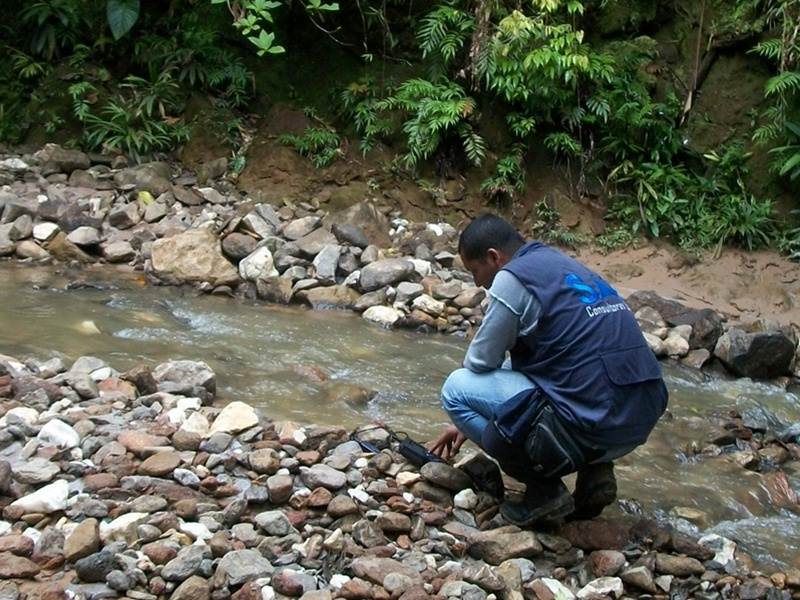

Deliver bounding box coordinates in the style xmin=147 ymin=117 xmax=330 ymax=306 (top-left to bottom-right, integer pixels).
xmin=571 ymin=461 xmax=617 ymax=520
xmin=500 ymin=479 xmax=575 ymax=527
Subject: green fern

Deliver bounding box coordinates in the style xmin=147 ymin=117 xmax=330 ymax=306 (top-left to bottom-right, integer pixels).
xmin=279 ymin=123 xmax=342 ymax=168
xmin=417 ymin=5 xmax=474 ymax=67
xmin=376 ymin=78 xmax=484 ymax=168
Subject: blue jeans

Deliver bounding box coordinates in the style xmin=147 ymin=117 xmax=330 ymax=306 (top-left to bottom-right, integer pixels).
xmin=441 ymin=367 xmax=537 ymax=445
xmin=441 ymin=367 xmax=638 ymax=467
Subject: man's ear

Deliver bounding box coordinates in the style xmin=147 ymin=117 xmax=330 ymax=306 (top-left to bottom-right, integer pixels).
xmin=486 ymin=248 xmax=501 ymax=265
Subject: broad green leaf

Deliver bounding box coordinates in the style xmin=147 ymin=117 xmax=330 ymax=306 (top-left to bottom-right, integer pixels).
xmin=107 ymin=0 xmax=140 ymax=40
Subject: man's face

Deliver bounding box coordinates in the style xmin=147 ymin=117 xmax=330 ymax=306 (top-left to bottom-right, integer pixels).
xmin=461 ymin=249 xmax=505 ymax=288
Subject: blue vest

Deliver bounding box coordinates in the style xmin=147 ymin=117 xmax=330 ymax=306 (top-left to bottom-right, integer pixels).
xmin=503 ymin=242 xmax=668 ymax=446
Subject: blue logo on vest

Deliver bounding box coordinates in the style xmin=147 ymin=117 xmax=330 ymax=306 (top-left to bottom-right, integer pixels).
xmin=564 ymin=273 xmax=618 ymax=304
xmin=565 ymin=273 xmax=629 ymax=317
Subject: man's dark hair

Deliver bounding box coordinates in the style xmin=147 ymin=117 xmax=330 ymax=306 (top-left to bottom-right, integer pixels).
xmin=458 ymin=213 xmax=524 ymax=260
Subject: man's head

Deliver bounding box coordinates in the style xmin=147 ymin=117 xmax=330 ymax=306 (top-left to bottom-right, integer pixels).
xmin=458 ymin=214 xmax=524 ymax=288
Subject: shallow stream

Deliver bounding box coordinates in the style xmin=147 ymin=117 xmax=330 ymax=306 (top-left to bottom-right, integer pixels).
xmin=1 ymin=262 xmax=798 ymax=569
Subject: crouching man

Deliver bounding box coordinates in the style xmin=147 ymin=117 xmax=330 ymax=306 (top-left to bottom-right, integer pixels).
xmin=430 ymin=214 xmax=668 ymax=526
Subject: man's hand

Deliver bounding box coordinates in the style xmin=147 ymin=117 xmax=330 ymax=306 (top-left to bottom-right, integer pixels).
xmin=428 ymin=425 xmax=467 ymax=461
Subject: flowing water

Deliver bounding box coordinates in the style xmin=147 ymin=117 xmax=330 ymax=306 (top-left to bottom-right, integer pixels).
xmin=1 ymin=262 xmax=799 ymax=569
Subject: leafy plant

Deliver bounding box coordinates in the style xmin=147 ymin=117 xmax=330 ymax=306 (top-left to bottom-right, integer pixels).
xmin=750 ymin=0 xmax=800 ymax=184
xmin=69 ymin=74 xmax=190 ymax=162
xmin=340 ymin=77 xmax=392 ymax=155
xmin=375 ymin=78 xmax=485 ymax=169
xmin=279 ymin=112 xmax=342 ymax=167
xmin=417 ymin=4 xmax=474 ymax=77
xmin=20 ymin=0 xmax=85 ymax=59
xmin=481 ymin=147 xmax=526 ymax=203
xmin=531 ymin=199 xmax=585 ymax=248
xmin=778 ymin=211 xmax=800 ymax=260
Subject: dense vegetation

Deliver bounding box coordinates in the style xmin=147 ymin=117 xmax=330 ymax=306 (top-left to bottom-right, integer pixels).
xmin=1 ymin=0 xmax=798 ymax=255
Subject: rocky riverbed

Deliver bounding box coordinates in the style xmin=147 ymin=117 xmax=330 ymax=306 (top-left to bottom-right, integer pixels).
xmin=2 ymin=144 xmax=800 ymax=598
xmin=1 ymin=145 xmax=799 ymax=384
xmin=2 ymin=354 xmax=799 ymax=600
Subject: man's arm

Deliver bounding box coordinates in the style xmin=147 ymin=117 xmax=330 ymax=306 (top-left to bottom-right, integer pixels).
xmin=463 ymin=270 xmax=542 ymax=372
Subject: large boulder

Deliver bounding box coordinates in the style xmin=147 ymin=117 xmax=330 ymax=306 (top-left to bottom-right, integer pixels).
xmin=34 ymin=144 xmax=90 ymax=174
xmin=359 ymin=259 xmax=416 ymax=292
xmin=328 ymin=202 xmax=391 ymax=248
xmin=714 ymin=326 xmax=796 ymax=378
xmin=150 ymin=229 xmax=239 ymax=286
xmin=114 ymin=163 xmax=172 ymax=196
xmin=626 ymin=291 xmax=723 ymax=350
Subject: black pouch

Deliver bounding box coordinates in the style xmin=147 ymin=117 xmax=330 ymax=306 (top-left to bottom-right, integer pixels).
xmin=524 ymin=404 xmax=585 ymax=479
xmin=396 ymin=433 xmax=445 ymax=467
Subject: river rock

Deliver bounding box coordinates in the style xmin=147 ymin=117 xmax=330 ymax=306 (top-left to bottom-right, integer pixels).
xmin=64 ymin=518 xmax=100 ymax=562
xmin=118 ymin=430 xmax=170 ymax=455
xmin=331 ymin=202 xmax=391 ymax=248
xmin=412 ymin=294 xmax=445 ymax=317
xmin=576 ymin=577 xmax=623 ymax=599
xmin=115 ymin=164 xmax=172 ymax=196
xmin=529 ymin=578 xmax=575 ymax=600
xmin=313 ymin=244 xmax=341 ymax=284
xmin=153 ymin=359 xmax=216 ymax=399
xmin=35 ymin=144 xmax=90 ymax=173
xmin=266 ymin=474 xmax=294 ymax=504
xmin=138 ymin=451 xmax=181 ymax=476
xmin=454 ymin=287 xmax=485 ymax=309
xmin=239 ymin=246 xmax=278 ymax=282
xmin=67 ymin=226 xmax=102 ymax=247
xmin=362 ymin=306 xmax=403 ymax=328
xmin=108 ymin=203 xmax=141 ymax=229
xmin=301 ymin=464 xmax=347 ymax=490
xmin=283 ymin=216 xmax=321 ymax=240
xmin=257 ymin=276 xmax=294 ymax=304
xmin=420 ymin=462 xmax=472 ymax=491
xmin=38 ymin=418 xmax=81 ymax=449
xmin=75 ymin=550 xmax=119 ymax=583
xmin=663 ymin=333 xmax=690 ymax=357
xmin=255 ymin=510 xmax=294 ymax=536
xmin=588 ymin=550 xmax=626 ymax=577
xmin=295 ymin=227 xmax=338 ymax=258
xmin=10 ymin=479 xmax=69 ymax=513
xmin=350 ymin=557 xmax=421 ymax=585
xmin=620 ymin=566 xmax=658 ymax=593
xmin=144 ymin=201 xmax=168 ymax=223
xmin=46 ymin=232 xmax=93 ymax=262
xmin=468 ymin=529 xmax=542 ymax=565
xmin=714 ymin=327 xmax=796 ymax=378
xmin=250 ymin=448 xmax=280 ymax=474
xmin=627 ymin=291 xmax=723 ymax=350
xmin=15 ymin=240 xmax=49 ymax=260
xmin=359 ymin=259 xmax=416 ymax=292
xmin=150 ymin=228 xmax=239 ymax=286
xmin=332 ymin=223 xmax=369 ymax=248
xmin=327 ymin=495 xmax=358 ymax=518
xmin=353 ymin=289 xmax=387 ymax=312
xmin=0 ymin=553 xmax=40 ymax=579
xmin=9 ymin=215 xmax=32 ymax=241
xmin=222 ymin=233 xmax=257 ymax=261
xmin=215 ymin=549 xmax=274 ymax=587
xmin=162 ymin=545 xmax=209 ymax=582
xmin=209 ymin=401 xmax=258 ymax=435
xmin=12 ymin=458 xmax=59 ymax=484
xmin=172 ymin=576 xmax=210 ymax=600
xmin=101 ymin=240 xmax=135 ymax=263
xmin=654 ymin=553 xmax=704 ymax=576
xmin=376 ymin=511 xmax=411 ymax=533
xmin=297 ymin=285 xmax=360 ymax=309
xmin=0 ymin=535 xmax=33 ymax=558
xmin=0 ymin=228 xmax=14 ymax=256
